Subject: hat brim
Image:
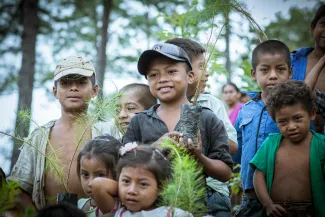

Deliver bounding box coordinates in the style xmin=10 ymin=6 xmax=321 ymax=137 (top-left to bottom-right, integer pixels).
xmin=54 ymin=68 xmax=94 ymax=81
xmin=137 ymin=50 xmax=187 ymax=76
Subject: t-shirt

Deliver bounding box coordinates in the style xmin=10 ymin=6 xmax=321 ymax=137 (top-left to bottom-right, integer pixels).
xmin=114 ymin=206 xmax=193 ymax=217
xmin=250 ymin=131 xmax=325 ymax=217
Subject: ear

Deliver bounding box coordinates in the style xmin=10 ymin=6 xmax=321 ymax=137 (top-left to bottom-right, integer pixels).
xmin=92 ymin=84 xmax=99 ymax=98
xmin=250 ymin=68 xmax=256 ymax=81
xmin=289 ymin=66 xmax=293 ymax=79
xmin=187 ymin=70 xmax=195 ymax=85
xmin=53 ymin=86 xmax=57 ymax=98
xmin=310 ymin=107 xmax=317 ymax=121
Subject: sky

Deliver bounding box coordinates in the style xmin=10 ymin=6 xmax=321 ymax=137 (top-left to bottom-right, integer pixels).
xmin=0 ymin=0 xmax=318 ymax=174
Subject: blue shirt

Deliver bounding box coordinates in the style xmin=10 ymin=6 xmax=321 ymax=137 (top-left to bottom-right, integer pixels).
xmin=290 ymin=47 xmax=314 ymax=80
xmin=233 ymin=92 xmax=279 ymax=191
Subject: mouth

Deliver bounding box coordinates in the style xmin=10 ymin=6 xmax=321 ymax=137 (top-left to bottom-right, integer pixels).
xmin=157 ymin=86 xmax=173 ymax=93
xmin=67 ymin=96 xmax=81 ymax=100
xmin=288 ymin=132 xmax=300 ymax=139
xmin=125 ymin=198 xmax=139 ymax=205
xmin=266 ymin=83 xmax=277 ymax=88
xmin=119 ymin=122 xmax=129 ymax=128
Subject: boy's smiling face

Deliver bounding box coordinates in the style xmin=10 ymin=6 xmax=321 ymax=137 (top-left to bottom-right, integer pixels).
xmin=53 ymin=75 xmax=98 ymax=113
xmin=251 ymin=53 xmax=292 ymax=101
xmin=187 ymin=54 xmax=209 ymax=96
xmin=275 ymin=103 xmax=315 ymax=143
xmin=147 ymin=57 xmax=194 ymax=103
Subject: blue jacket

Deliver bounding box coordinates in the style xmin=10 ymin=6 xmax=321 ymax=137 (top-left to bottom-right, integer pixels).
xmin=291 ymin=47 xmax=313 ymax=80
xmin=233 ymin=92 xmax=279 ymax=191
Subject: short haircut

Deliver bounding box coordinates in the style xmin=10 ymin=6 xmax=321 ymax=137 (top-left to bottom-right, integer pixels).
xmin=222 ymin=82 xmax=240 ymax=93
xmin=77 ymin=136 xmax=122 ymax=180
xmin=37 ymin=203 xmax=86 ymax=217
xmin=165 ymin=38 xmax=206 ymax=61
xmin=311 ymin=4 xmax=325 ymax=29
xmin=120 ymin=83 xmax=157 ymax=109
xmin=117 ymin=145 xmax=171 ymax=189
xmin=54 ymin=74 xmax=96 ymax=87
xmin=252 ymin=40 xmax=291 ymax=71
xmin=266 ymin=80 xmax=314 ymax=121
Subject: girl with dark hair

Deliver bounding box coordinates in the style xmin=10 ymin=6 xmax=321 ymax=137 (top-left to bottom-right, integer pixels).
xmin=91 ymin=144 xmax=193 ymax=217
xmin=76 ymin=136 xmax=122 ymax=217
xmin=222 ymin=82 xmax=244 ymax=125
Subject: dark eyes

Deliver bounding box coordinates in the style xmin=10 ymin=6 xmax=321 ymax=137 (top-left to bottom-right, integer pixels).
xmin=127 ymin=107 xmax=136 ymax=111
xmin=168 ymin=70 xmax=176 ymax=74
xmin=148 ymin=73 xmax=157 ymax=78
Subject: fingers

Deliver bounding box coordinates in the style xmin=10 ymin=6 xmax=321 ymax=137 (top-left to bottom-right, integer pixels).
xmin=275 ymin=204 xmax=287 ymax=214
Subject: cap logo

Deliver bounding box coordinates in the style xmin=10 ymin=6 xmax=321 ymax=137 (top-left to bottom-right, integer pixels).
xmin=153 ymin=45 xmax=163 ymax=51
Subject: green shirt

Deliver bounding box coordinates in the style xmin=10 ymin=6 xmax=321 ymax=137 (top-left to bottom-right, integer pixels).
xmin=250 ymin=131 xmax=325 ymax=217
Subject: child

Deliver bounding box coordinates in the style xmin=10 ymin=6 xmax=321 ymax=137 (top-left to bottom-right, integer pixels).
xmin=92 ymin=145 xmax=193 ymax=217
xmin=7 ymin=56 xmax=109 ymax=211
xmin=123 ymin=43 xmax=233 ymax=217
xmin=165 ymin=38 xmax=237 ymax=216
xmin=222 ymin=82 xmax=244 ymax=126
xmin=77 ymin=136 xmax=121 ymax=217
xmin=109 ymin=83 xmax=157 ymax=139
xmin=250 ymin=80 xmax=325 ymax=217
xmin=233 ymin=40 xmax=293 ymax=217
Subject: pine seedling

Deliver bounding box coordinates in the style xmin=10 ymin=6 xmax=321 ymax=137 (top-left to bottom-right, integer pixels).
xmin=159 ymin=140 xmax=207 ymax=217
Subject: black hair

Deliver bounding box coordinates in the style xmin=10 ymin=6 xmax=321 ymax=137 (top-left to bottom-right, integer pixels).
xmin=117 ymin=145 xmax=171 ymax=189
xmin=54 ymin=74 xmax=96 ymax=87
xmin=266 ymin=80 xmax=314 ymax=121
xmin=222 ymin=82 xmax=240 ymax=93
xmin=311 ymin=4 xmax=325 ymax=29
xmin=77 ymin=136 xmax=122 ymax=180
xmin=37 ymin=203 xmax=86 ymax=217
xmin=165 ymin=38 xmax=206 ymax=61
xmin=252 ymin=40 xmax=291 ymax=71
xmin=120 ymin=83 xmax=157 ymax=109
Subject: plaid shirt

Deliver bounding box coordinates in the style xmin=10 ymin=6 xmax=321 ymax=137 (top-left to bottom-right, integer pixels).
xmin=316 ymin=89 xmax=325 ymax=119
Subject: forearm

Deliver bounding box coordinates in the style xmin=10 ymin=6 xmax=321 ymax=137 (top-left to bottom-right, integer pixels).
xmin=194 ymin=153 xmax=232 ymax=182
xmin=92 ymin=178 xmax=118 ymax=213
xmin=305 ymin=56 xmax=325 ymax=90
xmin=253 ymin=169 xmax=274 ymax=208
xmin=228 ymin=139 xmax=238 ymax=155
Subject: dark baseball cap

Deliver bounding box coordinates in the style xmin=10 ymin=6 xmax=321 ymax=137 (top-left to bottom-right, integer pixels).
xmin=137 ymin=43 xmax=192 ymax=76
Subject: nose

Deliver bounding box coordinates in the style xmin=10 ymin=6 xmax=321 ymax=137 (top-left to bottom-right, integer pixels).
xmin=158 ymin=72 xmax=169 ymax=83
xmin=119 ymin=108 xmax=128 ymax=120
xmin=269 ymin=68 xmax=278 ymax=80
xmin=69 ymin=81 xmax=79 ymax=91
xmin=127 ymin=182 xmax=137 ymax=195
xmin=288 ymin=121 xmax=297 ymax=131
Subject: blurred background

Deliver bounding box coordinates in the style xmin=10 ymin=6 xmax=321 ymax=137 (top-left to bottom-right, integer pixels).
xmin=0 ymin=0 xmax=321 ymax=174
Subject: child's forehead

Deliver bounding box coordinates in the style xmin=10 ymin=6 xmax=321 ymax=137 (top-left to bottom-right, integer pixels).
xmin=275 ymin=103 xmax=309 ymax=116
xmin=119 ymin=90 xmax=142 ymax=104
xmin=256 ymin=52 xmax=289 ymax=67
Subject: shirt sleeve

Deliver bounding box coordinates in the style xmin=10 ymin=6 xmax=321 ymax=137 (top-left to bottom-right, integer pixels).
xmin=7 ymin=134 xmax=36 ymax=195
xmin=206 ymin=112 xmax=233 ymax=169
xmin=249 ymin=136 xmax=272 ymax=174
xmin=210 ymin=97 xmax=238 ymax=144
xmin=232 ymin=111 xmax=242 ymax=164
xmin=316 ymin=89 xmax=325 ymax=119
xmin=122 ymin=115 xmax=141 ymax=144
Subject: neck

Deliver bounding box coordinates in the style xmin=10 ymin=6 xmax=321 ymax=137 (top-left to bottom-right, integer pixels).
xmin=159 ymin=97 xmax=191 ymax=112
xmin=60 ymin=109 xmax=88 ymax=125
xmin=311 ymin=46 xmax=325 ymax=59
xmin=261 ymin=91 xmax=268 ymax=104
xmin=228 ymin=101 xmax=239 ymax=110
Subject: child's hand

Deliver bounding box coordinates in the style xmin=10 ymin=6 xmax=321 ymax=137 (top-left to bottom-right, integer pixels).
xmin=152 ymin=132 xmax=183 ymax=149
xmin=265 ymin=203 xmax=286 ymax=217
xmin=186 ymin=134 xmax=202 ymax=157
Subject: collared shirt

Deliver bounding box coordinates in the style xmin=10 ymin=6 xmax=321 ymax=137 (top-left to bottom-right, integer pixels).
xmin=233 ymin=92 xmax=279 ymax=191
xmin=123 ymin=104 xmax=233 ymax=169
xmin=194 ymin=93 xmax=237 ymax=196
xmin=7 ymin=120 xmax=110 ymax=210
xmin=316 ymin=89 xmax=325 ymax=120
xmin=194 ymin=93 xmax=238 ymax=144
xmin=290 ymin=47 xmax=314 ymax=81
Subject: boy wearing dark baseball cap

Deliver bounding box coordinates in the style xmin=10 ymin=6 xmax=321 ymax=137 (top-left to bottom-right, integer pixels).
xmin=124 ymin=43 xmax=233 ymax=213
